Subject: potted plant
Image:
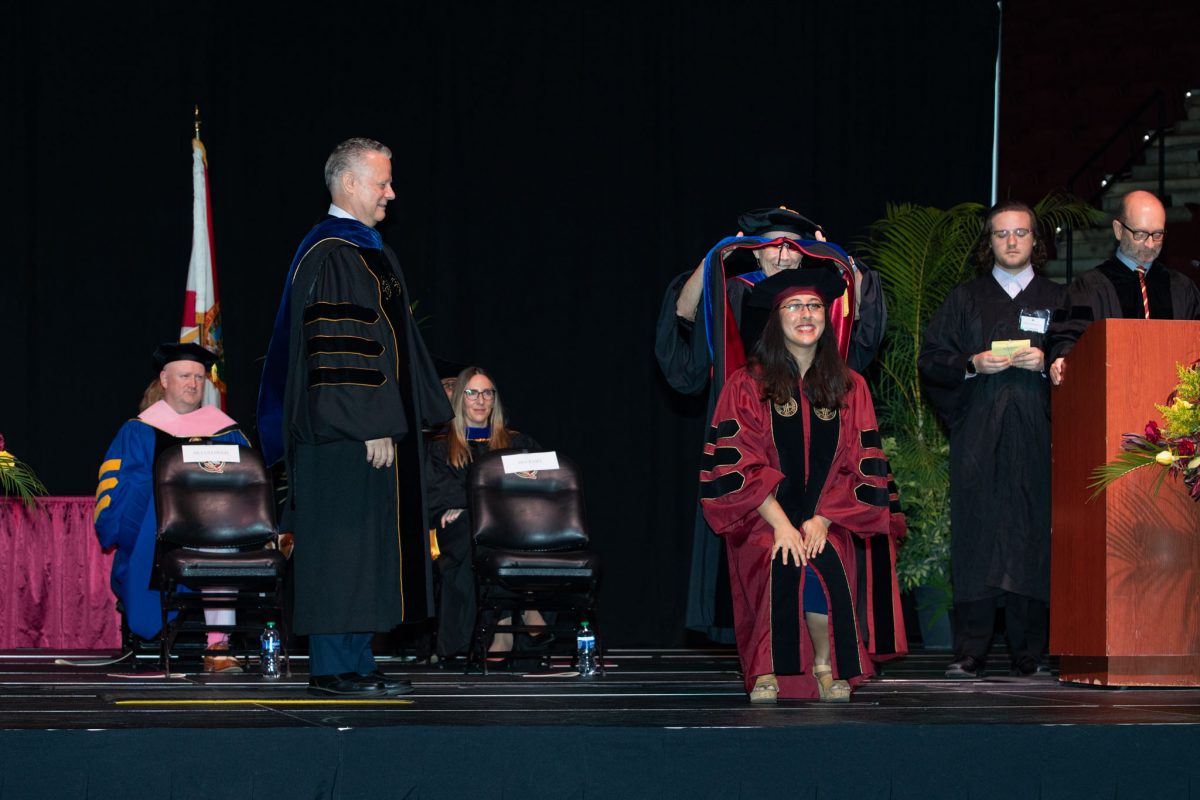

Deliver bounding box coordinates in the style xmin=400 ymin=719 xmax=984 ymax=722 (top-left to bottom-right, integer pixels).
xmin=0 ymin=432 xmax=48 ymax=509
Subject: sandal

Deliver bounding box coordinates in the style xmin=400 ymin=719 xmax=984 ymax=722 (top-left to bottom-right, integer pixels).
xmin=749 ymin=673 xmax=778 ymax=704
xmin=813 ymin=666 xmax=851 ymax=703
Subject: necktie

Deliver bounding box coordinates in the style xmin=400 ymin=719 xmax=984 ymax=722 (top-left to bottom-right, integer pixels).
xmin=1136 ymin=265 xmax=1150 ymax=319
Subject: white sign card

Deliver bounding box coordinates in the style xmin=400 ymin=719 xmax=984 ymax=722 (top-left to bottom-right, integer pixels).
xmin=182 ymin=444 xmax=241 ymax=464
xmin=501 ymin=451 xmax=559 ymax=473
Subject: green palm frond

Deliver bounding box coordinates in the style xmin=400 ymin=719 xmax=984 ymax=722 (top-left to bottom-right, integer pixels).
xmin=1034 ymin=190 xmax=1110 ymax=233
xmin=1088 ymin=451 xmax=1165 ymax=500
xmin=0 ymin=456 xmax=48 ymax=509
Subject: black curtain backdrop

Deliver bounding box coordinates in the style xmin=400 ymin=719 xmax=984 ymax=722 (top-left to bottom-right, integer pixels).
xmin=1 ymin=1 xmax=998 ymax=647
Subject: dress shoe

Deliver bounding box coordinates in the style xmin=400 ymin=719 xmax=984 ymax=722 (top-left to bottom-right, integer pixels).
xmin=1010 ymin=656 xmax=1053 ymax=677
xmin=307 ymin=673 xmax=387 ymax=697
xmin=522 ymin=632 xmax=556 ymax=651
xmin=364 ymin=670 xmax=414 ymax=696
xmin=203 ymin=643 xmax=244 ymax=674
xmin=944 ymin=655 xmax=984 ymax=679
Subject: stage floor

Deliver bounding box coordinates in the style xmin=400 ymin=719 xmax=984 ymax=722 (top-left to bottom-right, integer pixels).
xmin=5 ymin=646 xmax=1200 ymax=730
xmin=6 ymin=647 xmax=1200 ymax=797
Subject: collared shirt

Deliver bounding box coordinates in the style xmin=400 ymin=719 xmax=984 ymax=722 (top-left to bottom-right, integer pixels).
xmin=1113 ymin=247 xmax=1148 ymax=272
xmin=991 ymin=263 xmax=1034 ymax=299
xmin=328 ymin=203 xmax=355 ymax=220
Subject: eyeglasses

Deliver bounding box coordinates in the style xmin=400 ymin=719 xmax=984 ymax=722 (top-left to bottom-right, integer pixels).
xmin=463 ymin=388 xmax=496 ymax=400
xmin=780 ymin=301 xmax=825 ymax=314
xmin=1117 ymin=219 xmax=1166 ymax=242
xmin=990 ymin=228 xmax=1031 ymax=239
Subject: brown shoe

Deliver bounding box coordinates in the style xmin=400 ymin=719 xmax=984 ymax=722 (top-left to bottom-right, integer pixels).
xmin=203 ymin=643 xmax=243 ymax=673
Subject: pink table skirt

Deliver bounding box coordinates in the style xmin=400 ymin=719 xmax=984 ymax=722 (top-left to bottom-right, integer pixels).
xmin=0 ymin=497 xmax=122 ymax=649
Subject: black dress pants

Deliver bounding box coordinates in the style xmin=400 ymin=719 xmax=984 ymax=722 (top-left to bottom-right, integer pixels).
xmin=953 ymin=592 xmax=1047 ymax=667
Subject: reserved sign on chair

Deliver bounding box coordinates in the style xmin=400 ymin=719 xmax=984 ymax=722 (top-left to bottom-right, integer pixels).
xmin=501 ymin=451 xmax=559 ymax=473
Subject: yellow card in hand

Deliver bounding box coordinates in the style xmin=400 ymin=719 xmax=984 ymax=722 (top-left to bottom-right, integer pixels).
xmin=991 ymin=339 xmax=1030 ymax=358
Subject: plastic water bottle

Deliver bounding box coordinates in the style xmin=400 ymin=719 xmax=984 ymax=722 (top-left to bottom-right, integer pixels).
xmin=260 ymin=621 xmax=281 ymax=679
xmin=576 ymin=620 xmax=597 ymax=677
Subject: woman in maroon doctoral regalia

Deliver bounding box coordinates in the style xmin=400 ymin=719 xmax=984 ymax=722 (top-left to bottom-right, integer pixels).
xmin=699 ymin=267 xmax=907 ymax=703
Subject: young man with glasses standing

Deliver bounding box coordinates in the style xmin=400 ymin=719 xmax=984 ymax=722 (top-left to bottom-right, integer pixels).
xmin=919 ymin=201 xmax=1064 ymax=678
xmin=1047 ymin=190 xmax=1200 ymax=386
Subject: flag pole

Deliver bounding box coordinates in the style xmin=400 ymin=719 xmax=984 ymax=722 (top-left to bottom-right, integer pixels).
xmin=194 ymin=104 xmax=201 ymax=142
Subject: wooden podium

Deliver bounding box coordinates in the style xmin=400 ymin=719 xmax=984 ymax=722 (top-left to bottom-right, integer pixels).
xmin=1051 ymin=319 xmax=1200 ymax=685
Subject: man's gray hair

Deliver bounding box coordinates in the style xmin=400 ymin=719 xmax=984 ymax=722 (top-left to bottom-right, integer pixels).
xmin=324 ymin=138 xmax=393 ymax=192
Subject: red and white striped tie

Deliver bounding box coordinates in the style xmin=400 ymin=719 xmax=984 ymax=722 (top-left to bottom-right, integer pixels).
xmin=1136 ymin=265 xmax=1150 ymax=319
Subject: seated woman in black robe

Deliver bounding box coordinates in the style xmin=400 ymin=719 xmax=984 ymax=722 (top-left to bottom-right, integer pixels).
xmin=425 ymin=366 xmax=543 ymax=659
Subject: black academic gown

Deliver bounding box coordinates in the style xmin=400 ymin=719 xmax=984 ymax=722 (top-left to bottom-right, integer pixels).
xmin=919 ymin=273 xmax=1065 ymax=603
xmin=1046 ymin=256 xmax=1200 ymax=362
xmin=425 ymin=431 xmax=539 ymax=657
xmin=655 ymin=255 xmax=886 ymax=640
xmin=282 ymin=236 xmax=451 ymax=635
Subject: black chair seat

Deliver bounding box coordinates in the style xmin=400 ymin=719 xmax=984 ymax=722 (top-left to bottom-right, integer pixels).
xmin=161 ymin=549 xmax=286 ymax=580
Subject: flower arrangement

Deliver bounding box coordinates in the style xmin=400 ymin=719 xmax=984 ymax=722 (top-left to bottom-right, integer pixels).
xmin=1090 ymin=362 xmax=1200 ymax=501
xmin=0 ymin=432 xmax=48 ymax=508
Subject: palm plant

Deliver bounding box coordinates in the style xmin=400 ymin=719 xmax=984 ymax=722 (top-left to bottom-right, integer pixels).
xmin=857 ymin=193 xmax=1103 ymax=592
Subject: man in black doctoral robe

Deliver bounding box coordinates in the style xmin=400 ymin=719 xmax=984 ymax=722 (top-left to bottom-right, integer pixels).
xmin=656 ymin=206 xmax=887 ymax=641
xmin=919 ymin=201 xmax=1064 ymax=678
xmin=1046 ymin=190 xmax=1200 ymax=386
xmin=258 ymin=137 xmax=451 ymax=696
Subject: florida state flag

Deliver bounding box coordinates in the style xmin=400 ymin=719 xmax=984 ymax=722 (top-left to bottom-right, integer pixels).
xmin=179 ymin=136 xmax=226 ymax=409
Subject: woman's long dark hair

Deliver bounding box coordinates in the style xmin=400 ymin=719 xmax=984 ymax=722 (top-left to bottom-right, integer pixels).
xmin=748 ymin=303 xmax=852 ymax=410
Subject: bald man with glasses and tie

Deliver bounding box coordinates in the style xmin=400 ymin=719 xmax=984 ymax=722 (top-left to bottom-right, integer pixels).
xmin=1046 ymin=190 xmax=1200 ymax=386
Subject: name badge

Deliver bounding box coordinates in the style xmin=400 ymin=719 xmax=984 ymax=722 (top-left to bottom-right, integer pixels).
xmin=1019 ymin=307 xmax=1051 ymax=334
xmin=182 ymin=444 xmax=241 ymax=463
xmin=501 ymin=451 xmax=559 ymax=473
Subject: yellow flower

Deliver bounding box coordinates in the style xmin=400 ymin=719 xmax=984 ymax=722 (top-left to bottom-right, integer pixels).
xmin=0 ymin=451 xmax=14 ymax=470
xmin=1176 ymin=398 xmax=1194 ymax=409
xmin=1156 ymin=450 xmax=1176 ymax=466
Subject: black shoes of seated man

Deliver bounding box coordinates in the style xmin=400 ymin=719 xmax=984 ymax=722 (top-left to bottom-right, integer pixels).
xmin=307 ymin=672 xmax=414 ymax=697
xmin=944 ymin=655 xmax=985 ymax=679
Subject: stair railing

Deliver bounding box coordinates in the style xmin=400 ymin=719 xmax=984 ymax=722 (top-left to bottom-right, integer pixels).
xmin=1063 ymin=90 xmax=1166 ymax=281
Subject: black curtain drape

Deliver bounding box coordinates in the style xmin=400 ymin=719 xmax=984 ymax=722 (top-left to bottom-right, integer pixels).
xmin=0 ymin=1 xmax=998 ymax=646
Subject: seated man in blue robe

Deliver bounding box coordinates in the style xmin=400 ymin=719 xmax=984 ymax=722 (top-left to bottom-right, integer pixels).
xmin=94 ymin=342 xmax=249 ymax=672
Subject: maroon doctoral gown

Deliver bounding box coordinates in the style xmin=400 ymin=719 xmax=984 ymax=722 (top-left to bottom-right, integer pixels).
xmin=700 ymin=368 xmax=906 ymax=699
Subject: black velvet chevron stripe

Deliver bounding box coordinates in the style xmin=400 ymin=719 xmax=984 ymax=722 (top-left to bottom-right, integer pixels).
xmin=705 ymin=419 xmax=741 ymax=445
xmin=860 ymin=457 xmax=889 ymax=478
xmin=859 ymin=429 xmax=882 ymax=450
xmin=303 ymin=302 xmax=379 ymax=325
xmin=809 ymin=546 xmax=863 ymax=679
xmin=770 ymin=554 xmax=803 ymax=675
xmin=699 ymin=446 xmax=741 ymax=471
xmin=699 ymin=472 xmax=744 ymax=499
xmin=867 ymin=538 xmax=898 ymax=656
xmin=855 ymin=484 xmax=890 ymax=508
xmin=307 ymin=336 xmax=385 ymax=358
xmin=308 ymin=367 xmax=386 ymax=388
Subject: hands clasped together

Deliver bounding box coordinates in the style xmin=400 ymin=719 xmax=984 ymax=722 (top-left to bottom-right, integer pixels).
xmin=772 ymin=515 xmax=831 ymax=567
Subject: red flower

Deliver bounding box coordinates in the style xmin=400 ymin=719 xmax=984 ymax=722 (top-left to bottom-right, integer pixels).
xmin=1177 ymin=438 xmax=1197 ymax=457
xmin=1145 ymin=421 xmax=1163 ymax=443
xmin=0 ymin=432 xmax=5 ymax=451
